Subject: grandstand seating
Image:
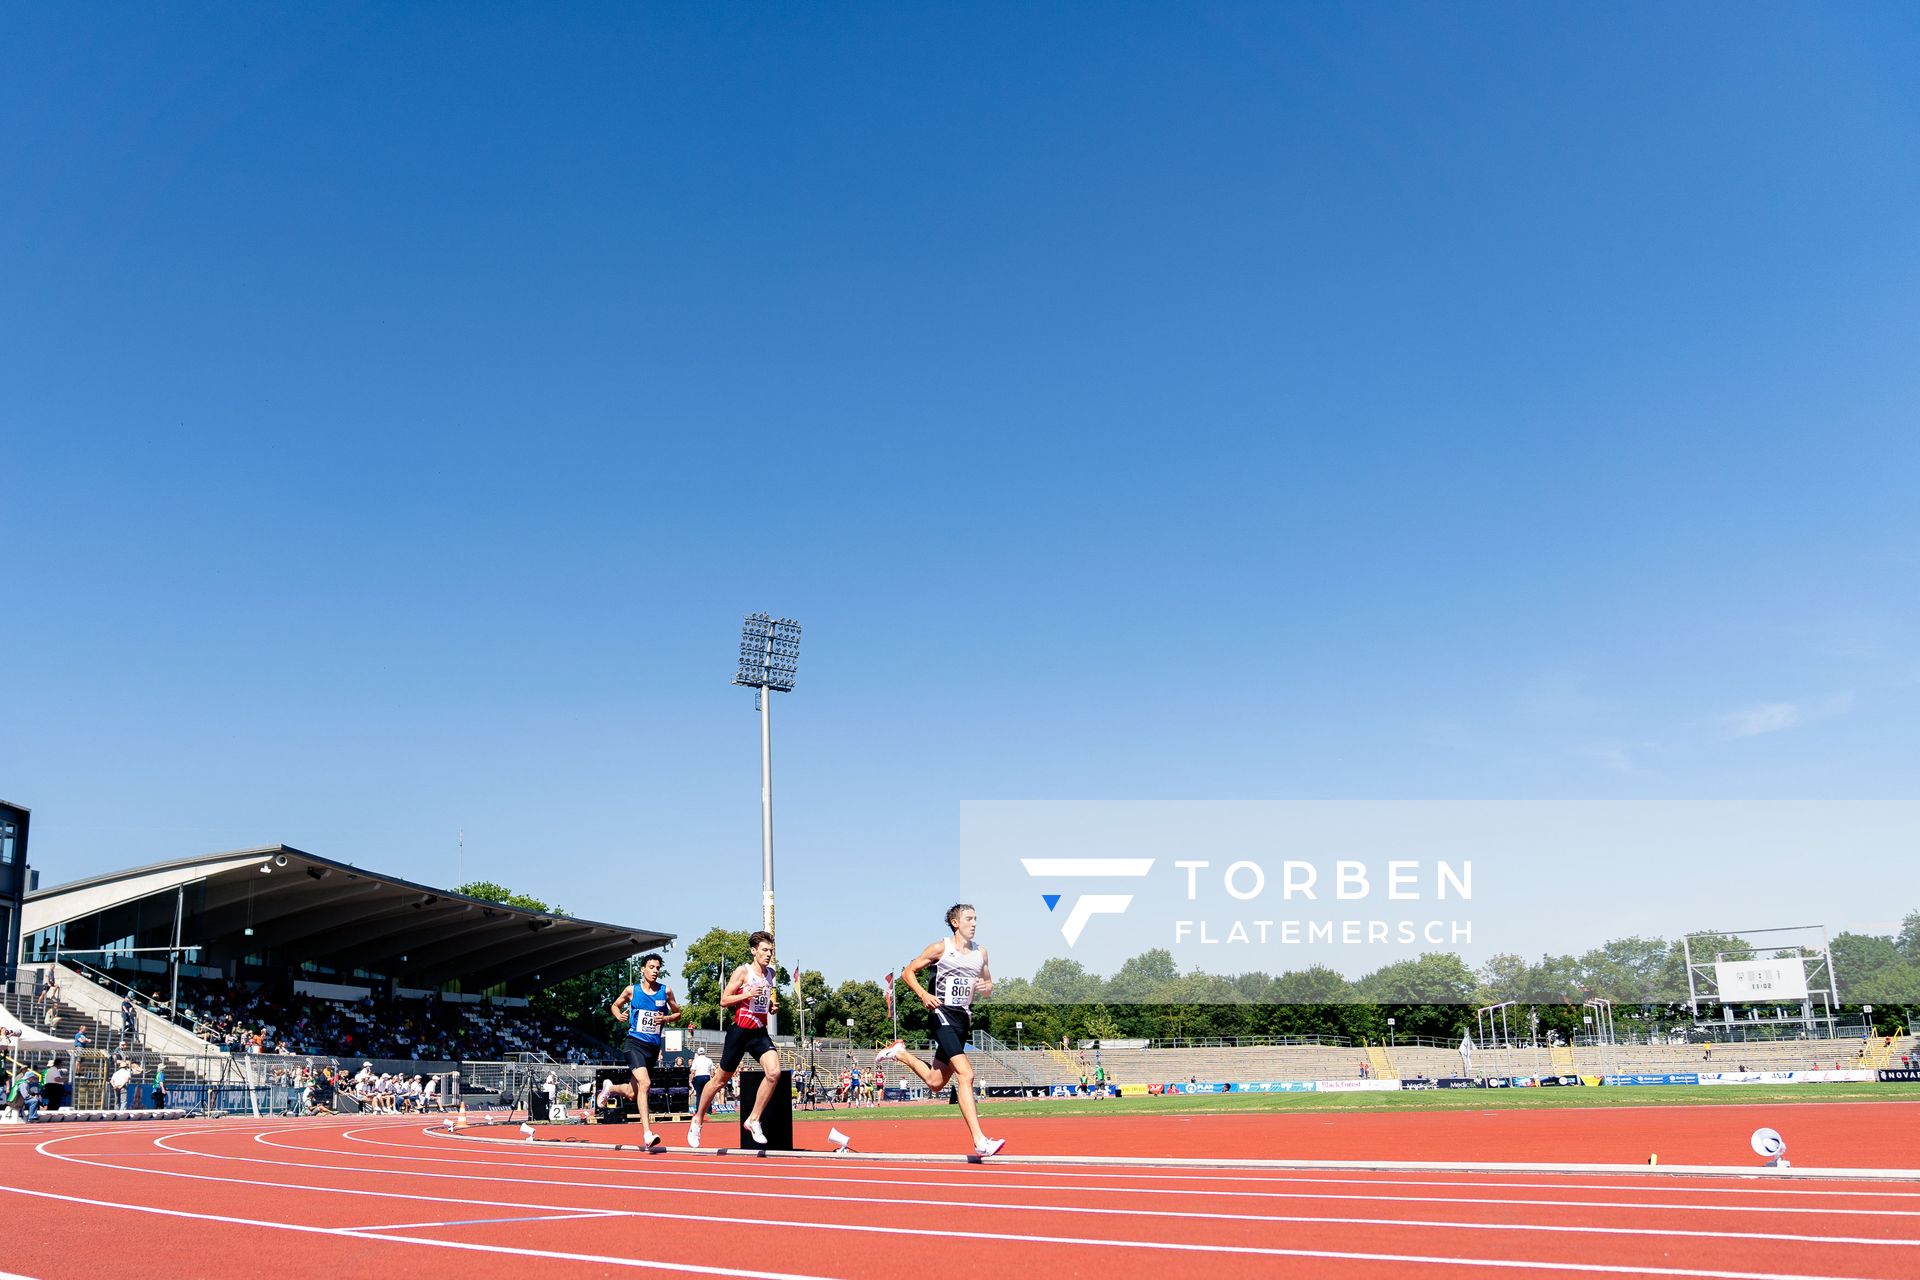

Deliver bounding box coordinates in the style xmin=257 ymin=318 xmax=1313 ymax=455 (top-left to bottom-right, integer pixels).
xmin=18 ymin=966 xmax=609 ymax=1074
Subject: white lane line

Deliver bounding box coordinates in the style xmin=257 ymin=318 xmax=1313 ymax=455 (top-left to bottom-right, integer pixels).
xmin=0 ymin=1183 xmax=830 ymax=1279
xmin=345 ymin=1210 xmax=627 ymax=1231
xmin=34 ymin=1130 xmax=1920 ymax=1251
xmin=426 ymin=1116 xmax=1920 ymax=1182
xmin=0 ymin=1178 xmax=1885 ymax=1280
xmin=222 ymin=1127 xmax=1920 ymax=1221
xmin=317 ymin=1126 xmax=1920 ymax=1208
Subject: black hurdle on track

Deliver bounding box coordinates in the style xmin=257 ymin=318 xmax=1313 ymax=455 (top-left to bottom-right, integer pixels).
xmin=734 ymin=1067 xmax=793 ymax=1151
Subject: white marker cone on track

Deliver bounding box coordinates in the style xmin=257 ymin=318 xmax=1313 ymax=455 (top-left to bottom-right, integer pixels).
xmin=828 ymin=1127 xmax=852 ymax=1152
xmin=520 ymin=1122 xmax=536 ymax=1141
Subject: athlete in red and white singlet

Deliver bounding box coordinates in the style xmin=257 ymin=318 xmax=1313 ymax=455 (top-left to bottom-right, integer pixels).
xmin=735 ymin=961 xmax=774 ymax=1029
xmin=688 ymin=930 xmax=784 ymax=1148
xmin=875 ymin=904 xmax=1005 ymax=1156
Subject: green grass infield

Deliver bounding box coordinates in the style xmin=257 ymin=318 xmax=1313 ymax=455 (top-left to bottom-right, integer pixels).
xmin=811 ymin=1081 xmax=1920 ymax=1122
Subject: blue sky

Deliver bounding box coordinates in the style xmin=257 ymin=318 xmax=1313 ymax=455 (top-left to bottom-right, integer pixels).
xmin=4 ymin=4 xmax=1918 ymax=986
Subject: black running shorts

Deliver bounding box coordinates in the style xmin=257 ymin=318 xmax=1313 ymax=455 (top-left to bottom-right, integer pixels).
xmin=623 ymin=1036 xmax=663 ymax=1073
xmin=931 ymin=1005 xmax=972 ymax=1065
xmin=721 ymin=1023 xmax=777 ymax=1072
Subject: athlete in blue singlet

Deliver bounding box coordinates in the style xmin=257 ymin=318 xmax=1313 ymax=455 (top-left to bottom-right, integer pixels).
xmin=599 ymin=953 xmax=682 ymax=1146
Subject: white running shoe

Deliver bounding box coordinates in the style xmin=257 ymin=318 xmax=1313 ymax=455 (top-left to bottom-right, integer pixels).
xmin=974 ymin=1136 xmax=1006 ymax=1157
xmin=744 ymin=1117 xmax=767 ymax=1144
xmin=595 ymin=1079 xmax=614 ymax=1107
xmin=687 ymin=1121 xmax=702 ymax=1149
xmin=642 ymin=1130 xmax=661 ymax=1148
xmin=875 ymin=1039 xmax=905 ymax=1064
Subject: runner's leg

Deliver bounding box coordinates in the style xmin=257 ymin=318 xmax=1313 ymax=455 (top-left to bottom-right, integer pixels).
xmin=748 ymin=1048 xmax=782 ymax=1123
xmin=694 ymin=1068 xmax=730 ymax=1122
xmin=632 ymin=1066 xmax=653 ymax=1134
xmin=948 ymin=1052 xmax=988 ymax=1147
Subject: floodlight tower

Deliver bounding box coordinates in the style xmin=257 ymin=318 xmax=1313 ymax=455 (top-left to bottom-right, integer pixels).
xmin=732 ymin=613 xmax=801 ymax=954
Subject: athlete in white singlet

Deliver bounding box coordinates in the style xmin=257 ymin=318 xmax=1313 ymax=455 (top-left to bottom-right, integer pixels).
xmin=876 ymin=904 xmax=1005 ymax=1156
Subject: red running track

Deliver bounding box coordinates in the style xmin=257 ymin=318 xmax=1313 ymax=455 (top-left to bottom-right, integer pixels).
xmin=3 ymin=1104 xmax=1919 ymax=1279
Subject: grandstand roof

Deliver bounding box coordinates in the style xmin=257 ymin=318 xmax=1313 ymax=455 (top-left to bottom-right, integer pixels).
xmin=21 ymin=845 xmax=671 ymax=992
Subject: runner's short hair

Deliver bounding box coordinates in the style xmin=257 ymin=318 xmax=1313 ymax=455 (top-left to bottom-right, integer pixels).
xmin=749 ymin=930 xmax=774 ymax=949
xmin=638 ymin=953 xmax=663 ymax=969
xmin=945 ymin=903 xmax=974 ymax=929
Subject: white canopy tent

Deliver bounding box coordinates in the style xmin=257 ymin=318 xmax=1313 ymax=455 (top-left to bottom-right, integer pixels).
xmin=0 ymin=1003 xmax=70 ymax=1053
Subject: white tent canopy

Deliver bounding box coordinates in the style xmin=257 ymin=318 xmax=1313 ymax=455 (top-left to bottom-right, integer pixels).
xmin=0 ymin=1004 xmax=70 ymax=1052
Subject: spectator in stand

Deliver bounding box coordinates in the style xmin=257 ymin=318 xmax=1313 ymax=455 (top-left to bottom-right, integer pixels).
xmin=42 ymin=1060 xmax=67 ymax=1111
xmin=122 ymin=994 xmax=139 ymax=1042
xmin=13 ymin=1067 xmax=44 ymax=1120
xmin=110 ymin=1061 xmax=134 ymax=1110
xmin=689 ymin=1046 xmax=714 ymax=1117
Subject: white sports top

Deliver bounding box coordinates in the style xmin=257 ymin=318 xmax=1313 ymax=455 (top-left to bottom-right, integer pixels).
xmin=735 ymin=963 xmax=774 ymax=1029
xmin=933 ymin=937 xmax=984 ymax=1010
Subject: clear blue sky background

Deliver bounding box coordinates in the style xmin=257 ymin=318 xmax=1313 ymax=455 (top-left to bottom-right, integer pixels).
xmin=5 ymin=4 xmax=1918 ymax=985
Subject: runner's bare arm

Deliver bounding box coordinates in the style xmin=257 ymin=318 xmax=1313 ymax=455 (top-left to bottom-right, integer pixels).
xmin=900 ymin=940 xmax=946 ymax=1010
xmin=719 ymin=966 xmax=752 ymax=1009
xmin=977 ymin=949 xmax=993 ymax=1000
xmin=609 ymin=985 xmax=633 ymax=1022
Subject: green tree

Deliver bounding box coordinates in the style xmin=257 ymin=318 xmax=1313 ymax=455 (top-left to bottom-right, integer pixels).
xmin=1831 ymin=931 xmax=1899 ymax=994
xmin=973 ymin=975 xmax=1061 ymax=1048
xmin=1357 ymin=953 xmax=1476 ymax=1040
xmin=1231 ymin=971 xmax=1277 ymax=1003
xmin=1268 ymin=965 xmax=1354 ymax=1005
xmin=1475 ymin=953 xmax=1529 ymax=1004
xmin=1030 ymin=957 xmax=1103 ymax=1005
xmin=1523 ymin=953 xmax=1582 ymax=1004
xmin=680 ymin=927 xmax=766 ymax=1032
xmin=833 ymin=979 xmax=891 ymax=1047
xmin=790 ymin=969 xmax=843 ymax=1041
xmin=1081 ymin=1005 xmax=1122 ymax=1045
xmin=1576 ymin=936 xmax=1675 ymax=1004
xmin=1357 ymin=953 xmax=1476 ymax=1006
xmin=1896 ymin=912 xmax=1920 ymax=965
xmin=1103 ymin=950 xmax=1181 ymax=1004
xmin=1848 ymin=964 xmax=1920 ymax=1009
xmin=453 ymin=881 xmax=553 ymax=913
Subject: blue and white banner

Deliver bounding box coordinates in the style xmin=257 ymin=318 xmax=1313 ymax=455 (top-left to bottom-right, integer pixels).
xmin=1699 ymin=1069 xmax=1874 ymax=1085
xmin=1603 ymin=1073 xmax=1700 ymax=1086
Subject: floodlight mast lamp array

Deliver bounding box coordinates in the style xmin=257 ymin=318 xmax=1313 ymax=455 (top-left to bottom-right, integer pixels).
xmin=733 ymin=613 xmax=801 ymax=1025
